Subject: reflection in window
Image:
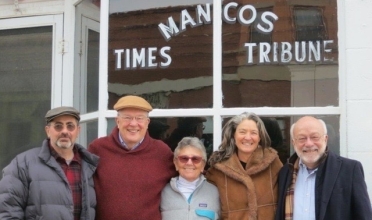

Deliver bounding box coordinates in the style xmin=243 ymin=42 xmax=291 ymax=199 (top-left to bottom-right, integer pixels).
xmin=87 ymin=120 xmax=98 ymax=146
xmin=261 ymin=117 xmax=288 ymax=164
xmin=164 ymin=117 xmax=208 ymax=151
xmin=108 ymin=2 xmax=213 ymax=109
xmin=78 ymin=120 xmax=98 ymax=148
xmin=293 ymin=7 xmax=326 ymax=42
xmin=0 ymin=26 xmax=52 ymax=172
xmin=222 ymin=2 xmax=338 ymax=108
xmin=148 ymin=118 xmax=169 ymax=141
xmin=250 ymin=8 xmax=272 ymax=44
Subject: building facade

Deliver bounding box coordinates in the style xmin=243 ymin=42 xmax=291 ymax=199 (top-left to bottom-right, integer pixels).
xmin=1 ymin=0 xmax=372 ymax=200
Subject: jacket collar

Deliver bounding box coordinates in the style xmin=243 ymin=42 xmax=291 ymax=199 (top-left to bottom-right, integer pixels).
xmin=216 ymin=147 xmax=278 ymax=175
xmin=169 ymin=175 xmax=206 ymax=192
xmin=287 ymin=147 xmax=329 ymax=170
xmin=38 ymin=139 xmax=99 ymax=168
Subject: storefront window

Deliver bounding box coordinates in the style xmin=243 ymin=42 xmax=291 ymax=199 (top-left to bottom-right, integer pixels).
xmin=105 ymin=0 xmax=340 ymax=157
xmin=0 ymin=26 xmax=52 ymax=171
xmin=108 ymin=0 xmax=214 ymax=109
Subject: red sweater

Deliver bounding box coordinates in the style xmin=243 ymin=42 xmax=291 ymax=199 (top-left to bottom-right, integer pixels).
xmin=88 ymin=127 xmax=177 ymax=220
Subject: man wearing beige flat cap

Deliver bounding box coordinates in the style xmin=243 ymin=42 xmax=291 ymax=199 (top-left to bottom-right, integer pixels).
xmin=88 ymin=95 xmax=177 ymax=220
xmin=0 ymin=106 xmax=99 ymax=220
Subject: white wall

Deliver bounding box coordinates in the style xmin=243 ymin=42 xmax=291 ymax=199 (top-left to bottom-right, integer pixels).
xmin=339 ymin=0 xmax=372 ymax=200
xmin=0 ymin=0 xmax=64 ymax=18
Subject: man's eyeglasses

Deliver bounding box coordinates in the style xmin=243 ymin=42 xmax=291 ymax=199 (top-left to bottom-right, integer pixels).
xmin=51 ymin=123 xmax=77 ymax=132
xmin=119 ymin=115 xmax=148 ymax=123
xmin=294 ymin=135 xmax=324 ymax=144
xmin=177 ymin=155 xmax=203 ymax=164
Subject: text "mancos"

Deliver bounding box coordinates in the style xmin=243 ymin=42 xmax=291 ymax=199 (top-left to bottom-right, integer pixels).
xmin=158 ymin=2 xmax=278 ymax=41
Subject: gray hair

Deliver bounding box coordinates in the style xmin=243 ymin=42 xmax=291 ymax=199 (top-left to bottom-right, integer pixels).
xmin=290 ymin=117 xmax=328 ymax=139
xmin=174 ymin=137 xmax=207 ymax=161
xmin=208 ymin=112 xmax=271 ymax=166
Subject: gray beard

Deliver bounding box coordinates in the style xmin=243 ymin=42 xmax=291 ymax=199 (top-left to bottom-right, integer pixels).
xmin=56 ymin=139 xmax=73 ymax=149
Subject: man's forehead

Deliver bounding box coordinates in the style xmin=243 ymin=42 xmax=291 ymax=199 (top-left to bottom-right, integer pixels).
xmin=295 ymin=119 xmax=323 ymax=133
xmin=295 ymin=131 xmax=323 ymax=136
xmin=119 ymin=108 xmax=148 ymax=114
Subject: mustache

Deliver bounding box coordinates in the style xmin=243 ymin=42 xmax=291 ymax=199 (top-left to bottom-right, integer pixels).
xmin=58 ymin=133 xmax=71 ymax=138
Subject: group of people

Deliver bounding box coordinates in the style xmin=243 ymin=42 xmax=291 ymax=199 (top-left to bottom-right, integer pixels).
xmin=0 ymin=95 xmax=371 ymax=220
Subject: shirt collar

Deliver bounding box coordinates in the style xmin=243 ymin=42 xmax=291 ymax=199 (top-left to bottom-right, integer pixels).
xmin=299 ymin=158 xmax=318 ymax=174
xmin=118 ymin=131 xmax=144 ymax=150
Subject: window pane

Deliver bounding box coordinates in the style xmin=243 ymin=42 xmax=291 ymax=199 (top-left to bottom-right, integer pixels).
xmin=294 ymin=7 xmax=326 ymax=42
xmin=222 ymin=0 xmax=338 ymax=107
xmin=80 ymin=120 xmax=98 ymax=147
xmin=87 ymin=29 xmax=100 ymax=112
xmin=108 ymin=0 xmax=213 ymax=109
xmin=0 ymin=26 xmax=52 ymax=171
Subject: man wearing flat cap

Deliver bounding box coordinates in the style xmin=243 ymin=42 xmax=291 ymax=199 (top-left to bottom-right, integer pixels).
xmin=88 ymin=95 xmax=177 ymax=220
xmin=165 ymin=117 xmax=207 ymax=152
xmin=0 ymin=106 xmax=99 ymax=220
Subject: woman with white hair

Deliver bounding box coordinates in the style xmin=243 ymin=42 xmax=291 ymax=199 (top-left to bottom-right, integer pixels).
xmin=161 ymin=137 xmax=220 ymax=220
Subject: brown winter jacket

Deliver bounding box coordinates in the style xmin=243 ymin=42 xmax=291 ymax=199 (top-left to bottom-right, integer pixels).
xmin=206 ymin=147 xmax=282 ymax=220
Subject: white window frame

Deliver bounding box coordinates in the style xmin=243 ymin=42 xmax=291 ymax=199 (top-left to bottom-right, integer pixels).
xmin=75 ymin=17 xmax=100 ymax=146
xmin=74 ymin=0 xmax=100 ymax=147
xmin=74 ymin=14 xmax=100 ymax=115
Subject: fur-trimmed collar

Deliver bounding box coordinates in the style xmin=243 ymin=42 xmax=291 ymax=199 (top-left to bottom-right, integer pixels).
xmin=214 ymin=147 xmax=278 ymax=176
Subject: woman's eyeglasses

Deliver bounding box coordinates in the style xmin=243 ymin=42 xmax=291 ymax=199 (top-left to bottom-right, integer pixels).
xmin=177 ymin=155 xmax=203 ymax=164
